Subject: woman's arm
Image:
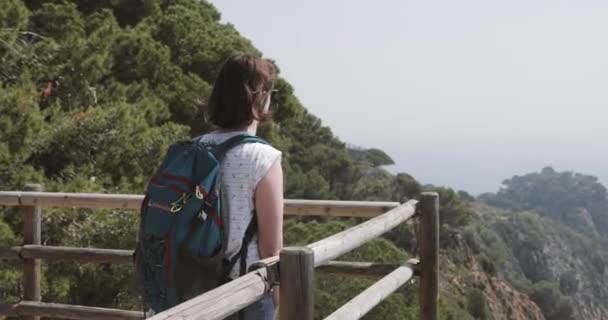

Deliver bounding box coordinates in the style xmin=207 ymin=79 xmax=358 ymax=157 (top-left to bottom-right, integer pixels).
xmin=255 ymin=158 xmax=283 ymax=312
xmin=255 ymin=158 xmax=284 ymax=259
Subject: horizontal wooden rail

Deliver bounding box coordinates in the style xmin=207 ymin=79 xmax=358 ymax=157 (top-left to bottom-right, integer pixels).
xmin=0 ymin=192 xmax=143 ymax=209
xmin=0 ymin=245 xmax=133 ymax=264
xmin=0 ymin=260 xmax=406 ymax=319
xmin=318 ymin=259 xmax=420 ymax=278
xmin=309 ymin=199 xmax=417 ymax=265
xmin=1 ymin=245 xmax=412 ymax=277
xmin=148 ymin=268 xmax=269 ymax=320
xmin=7 ymin=301 xmax=142 ymax=320
xmin=0 ymin=191 xmax=399 ymax=217
xmin=0 ymin=246 xmax=21 ymax=259
xmin=317 ymin=261 xmax=401 ymax=278
xmin=323 ymin=263 xmax=416 ymax=320
xmin=0 ymin=190 xmax=427 ymax=320
xmin=285 ymin=199 xmax=399 ymax=218
xmin=256 ymin=200 xmax=417 ymax=268
xmin=151 ymin=200 xmax=417 ymax=320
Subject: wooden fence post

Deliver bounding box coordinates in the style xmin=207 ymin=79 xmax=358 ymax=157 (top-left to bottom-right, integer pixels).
xmin=22 ymin=184 xmax=42 ymax=320
xmin=418 ymin=192 xmax=438 ymax=320
xmin=280 ymin=247 xmax=314 ymax=320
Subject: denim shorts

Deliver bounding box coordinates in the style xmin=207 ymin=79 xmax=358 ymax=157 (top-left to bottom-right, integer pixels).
xmin=241 ymin=293 xmax=275 ymax=320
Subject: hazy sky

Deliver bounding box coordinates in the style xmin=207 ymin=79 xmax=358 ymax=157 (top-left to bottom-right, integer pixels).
xmin=210 ymin=0 xmax=608 ymax=194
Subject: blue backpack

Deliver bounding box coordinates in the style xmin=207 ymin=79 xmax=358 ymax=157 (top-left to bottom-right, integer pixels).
xmin=134 ymin=134 xmax=268 ymax=312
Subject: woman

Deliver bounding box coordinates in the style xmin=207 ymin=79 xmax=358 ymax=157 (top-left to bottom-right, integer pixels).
xmin=200 ymin=54 xmax=283 ymax=320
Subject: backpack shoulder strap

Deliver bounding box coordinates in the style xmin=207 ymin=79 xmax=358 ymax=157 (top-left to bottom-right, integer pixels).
xmin=225 ymin=212 xmax=258 ymax=277
xmin=209 ymin=134 xmax=269 ymax=162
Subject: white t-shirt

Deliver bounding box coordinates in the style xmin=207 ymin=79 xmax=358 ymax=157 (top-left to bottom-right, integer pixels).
xmin=199 ymin=131 xmax=281 ymax=278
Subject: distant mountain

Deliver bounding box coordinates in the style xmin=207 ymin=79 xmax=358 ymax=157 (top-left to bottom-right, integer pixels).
xmin=479 ymin=166 xmax=608 ymax=237
xmin=471 ymin=167 xmax=608 ymax=319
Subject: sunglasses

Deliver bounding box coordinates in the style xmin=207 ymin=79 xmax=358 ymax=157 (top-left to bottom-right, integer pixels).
xmin=253 ymin=88 xmax=279 ymax=95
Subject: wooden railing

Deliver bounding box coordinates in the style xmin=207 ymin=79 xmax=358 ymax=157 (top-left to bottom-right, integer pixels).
xmin=0 ymin=184 xmax=439 ymax=320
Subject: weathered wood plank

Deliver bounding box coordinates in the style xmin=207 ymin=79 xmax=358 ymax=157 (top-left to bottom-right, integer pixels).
xmin=323 ymin=263 xmax=415 ymax=320
xmin=0 ymin=245 xmax=133 ymax=263
xmin=280 ymin=247 xmax=314 ymax=320
xmin=308 ymin=200 xmax=417 ymax=266
xmin=149 ymin=269 xmax=269 ymax=320
xmin=0 ymin=191 xmax=416 ymax=320
xmin=0 ymin=246 xmax=21 ymax=259
xmin=20 ymin=245 xmax=133 ymax=264
xmin=22 ymin=184 xmax=42 ymax=320
xmin=250 ymin=200 xmax=417 ymax=271
xmin=0 ymin=191 xmax=143 ymax=209
xmin=3 ymin=244 xmax=419 ymax=281
xmin=14 ymin=301 xmax=142 ymax=320
xmin=0 ymin=191 xmax=399 ymax=217
xmin=285 ymin=199 xmax=399 ymax=218
xmin=418 ymin=192 xmax=439 ymax=320
xmin=317 ymin=261 xmax=408 ymax=278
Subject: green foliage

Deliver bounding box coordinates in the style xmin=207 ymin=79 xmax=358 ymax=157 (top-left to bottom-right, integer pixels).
xmin=508 ymin=274 xmax=533 ymax=295
xmin=0 ymin=0 xmax=29 ymax=34
xmin=0 ymin=0 xmax=32 ymax=85
xmin=467 ymin=289 xmax=489 ymax=320
xmin=424 ymin=186 xmax=473 ymax=228
xmin=352 ymin=170 xmax=421 ymax=203
xmin=148 ymin=2 xmax=257 ymax=80
xmin=394 ymin=173 xmax=422 ymax=201
xmin=0 ymin=218 xmax=21 ymax=305
xmin=478 ymin=255 xmax=496 ymax=276
xmin=4 ymin=0 xmax=27 ymax=21
xmin=0 ymin=81 xmax=46 ymax=189
xmin=111 ymin=29 xmax=172 ymax=84
xmin=280 ymin=110 xmax=365 ymax=200
xmin=440 ymin=296 xmax=475 ymax=320
xmin=529 ymin=281 xmax=574 ymax=320
xmin=284 ymin=166 xmax=333 ymax=200
xmin=284 ymin=219 xmax=349 ymax=246
xmin=351 ymin=169 xmax=397 ymax=201
xmin=349 ymin=147 xmax=395 ymax=167
xmin=30 ymin=2 xmax=84 ymax=40
xmin=0 ymin=81 xmax=43 ymax=160
xmin=31 ymin=104 xmax=187 ymax=187
xmin=559 ymin=272 xmax=578 ymax=296
xmin=494 ymin=212 xmax=553 ymax=283
xmin=462 ymin=223 xmax=509 ymax=276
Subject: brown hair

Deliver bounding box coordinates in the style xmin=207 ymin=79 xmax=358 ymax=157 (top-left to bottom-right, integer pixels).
xmin=206 ymin=55 xmax=276 ymax=129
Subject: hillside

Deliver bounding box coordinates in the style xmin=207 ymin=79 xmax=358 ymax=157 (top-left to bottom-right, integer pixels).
xmin=1 ymin=1 xmax=608 ymax=320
